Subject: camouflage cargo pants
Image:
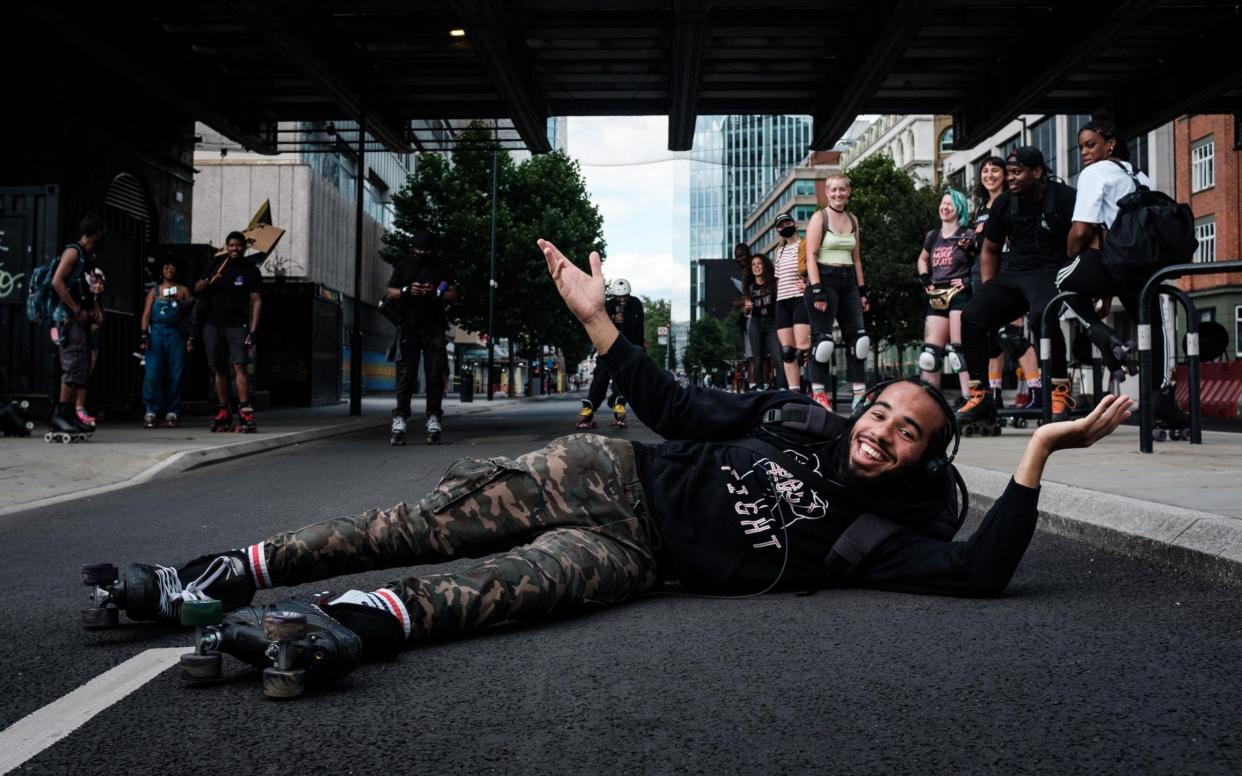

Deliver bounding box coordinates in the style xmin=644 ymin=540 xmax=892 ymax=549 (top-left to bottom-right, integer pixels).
xmin=259 ymin=434 xmax=659 ymax=642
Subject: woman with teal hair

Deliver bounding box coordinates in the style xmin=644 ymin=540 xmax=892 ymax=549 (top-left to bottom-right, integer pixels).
xmin=914 ymin=189 xmax=976 ymax=398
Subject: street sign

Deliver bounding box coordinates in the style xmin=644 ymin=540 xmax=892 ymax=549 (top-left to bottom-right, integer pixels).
xmin=657 ymin=326 xmax=669 ymax=336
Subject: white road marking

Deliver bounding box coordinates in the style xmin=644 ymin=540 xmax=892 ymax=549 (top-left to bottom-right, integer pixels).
xmin=0 ymin=647 xmax=184 ymax=775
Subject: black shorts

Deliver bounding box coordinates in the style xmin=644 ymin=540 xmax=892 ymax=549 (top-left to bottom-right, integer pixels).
xmin=202 ymin=323 xmax=249 ymax=368
xmin=774 ymin=296 xmax=808 ymax=329
xmin=924 ymin=285 xmax=973 ymax=317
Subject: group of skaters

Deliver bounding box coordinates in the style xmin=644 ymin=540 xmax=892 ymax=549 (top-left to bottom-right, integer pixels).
xmin=733 ymin=113 xmax=1188 ymax=436
xmin=45 ymin=223 xmax=264 ymax=440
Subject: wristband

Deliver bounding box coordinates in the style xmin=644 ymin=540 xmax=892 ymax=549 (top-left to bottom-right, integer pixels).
xmin=810 ymin=283 xmax=827 ymax=303
xmin=919 ymin=273 xmax=931 ymax=288
xmin=858 ymin=284 xmax=869 ymax=298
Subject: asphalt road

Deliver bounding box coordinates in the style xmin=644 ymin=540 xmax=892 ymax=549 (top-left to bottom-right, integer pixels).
xmin=2 ymin=397 xmax=1239 ymax=775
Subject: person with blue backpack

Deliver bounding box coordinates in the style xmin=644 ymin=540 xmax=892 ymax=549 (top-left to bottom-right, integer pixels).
xmin=45 ymin=214 xmax=105 ymax=441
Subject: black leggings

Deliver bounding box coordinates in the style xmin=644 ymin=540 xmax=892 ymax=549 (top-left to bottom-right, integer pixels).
xmin=962 ymin=269 xmax=1067 ymax=381
xmin=1056 ymin=248 xmax=1165 ymax=389
xmin=806 ymin=265 xmax=867 ymax=385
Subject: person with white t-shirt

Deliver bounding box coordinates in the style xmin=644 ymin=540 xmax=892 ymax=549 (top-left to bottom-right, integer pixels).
xmin=1055 ymin=113 xmax=1185 ymax=425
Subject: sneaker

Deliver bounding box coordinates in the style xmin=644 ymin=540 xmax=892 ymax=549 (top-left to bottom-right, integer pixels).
xmin=76 ymin=407 xmax=96 ymax=428
xmin=810 ymin=390 xmax=832 ymax=410
xmin=1049 ymin=381 xmax=1076 ymax=422
xmin=143 ymin=412 xmax=157 ymax=429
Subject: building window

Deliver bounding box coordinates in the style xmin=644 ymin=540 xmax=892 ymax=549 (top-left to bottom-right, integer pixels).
xmin=939 ymin=126 xmax=954 ymax=152
xmin=949 ymin=167 xmax=966 ymax=192
xmin=1030 ymin=117 xmax=1057 ymax=178
xmin=1129 ymin=133 xmax=1148 ymax=174
xmin=1194 ymin=216 xmax=1216 ymax=263
xmin=1200 ymin=308 xmax=1216 ymax=323
xmin=1235 ymin=115 xmax=1242 ymax=150
xmin=1066 ymin=114 xmax=1091 ymax=185
xmin=1192 ymin=136 xmax=1215 ymax=192
xmin=1236 ymin=306 xmax=1242 ymax=357
xmin=999 ymin=134 xmax=1021 ymax=157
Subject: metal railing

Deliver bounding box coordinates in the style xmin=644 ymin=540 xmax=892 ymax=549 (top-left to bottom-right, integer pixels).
xmin=1137 ymin=260 xmax=1242 ymax=453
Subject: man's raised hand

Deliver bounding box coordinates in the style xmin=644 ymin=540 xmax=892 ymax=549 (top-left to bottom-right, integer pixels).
xmin=1034 ymin=393 xmax=1133 ymax=453
xmin=538 ymin=239 xmax=606 ymax=326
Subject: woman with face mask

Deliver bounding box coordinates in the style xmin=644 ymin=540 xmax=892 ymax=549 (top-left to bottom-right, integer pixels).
xmin=802 ymin=173 xmax=870 ymax=410
xmin=771 ymin=212 xmax=809 ymax=394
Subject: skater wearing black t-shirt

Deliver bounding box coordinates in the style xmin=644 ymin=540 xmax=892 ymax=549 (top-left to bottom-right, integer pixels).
xmin=916 ymin=190 xmax=975 ymax=397
xmin=957 ymin=147 xmax=1078 ymax=434
xmin=385 ymin=230 xmax=458 ymax=445
xmin=191 ymin=232 xmax=263 ymax=433
xmin=743 ymin=254 xmax=786 ymax=390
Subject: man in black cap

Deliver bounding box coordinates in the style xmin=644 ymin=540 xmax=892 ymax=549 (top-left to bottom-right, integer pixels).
xmin=956 ymin=147 xmax=1078 ymax=432
xmin=385 ymin=229 xmax=458 ymax=445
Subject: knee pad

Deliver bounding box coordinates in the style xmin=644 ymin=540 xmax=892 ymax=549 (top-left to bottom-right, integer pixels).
xmin=996 ymin=325 xmax=1030 ymax=358
xmin=781 ymin=346 xmax=798 ymax=364
xmin=917 ymin=342 xmax=944 ymax=373
xmin=852 ymin=333 xmax=871 ymax=361
xmin=945 ymin=343 xmax=964 ymax=374
xmin=813 ymin=336 xmax=835 ymax=364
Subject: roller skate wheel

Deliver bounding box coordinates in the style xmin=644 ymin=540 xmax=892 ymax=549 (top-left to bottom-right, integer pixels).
xmin=44 ymin=432 xmax=54 ymax=442
xmin=263 ymin=611 xmax=309 ymax=641
xmin=180 ymin=599 xmax=224 ymax=627
xmin=81 ymin=562 xmax=119 ymax=586
xmin=19 ymin=400 xmax=29 ymax=409
xmin=962 ymin=425 xmax=976 ymax=437
xmin=989 ymin=425 xmax=1003 ymax=436
xmin=1154 ymin=429 xmax=1168 ymax=442
xmin=180 ymin=652 xmax=222 ymax=683
xmin=81 ymin=607 xmax=119 ymax=629
xmin=263 ymin=667 xmax=307 ymax=699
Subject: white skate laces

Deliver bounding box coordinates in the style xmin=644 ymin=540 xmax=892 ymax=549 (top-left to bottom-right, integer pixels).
xmin=154 ymin=556 xmax=236 ymax=619
xmin=426 ymin=416 xmax=441 ymax=434
xmin=328 ymin=589 xmax=411 ymax=638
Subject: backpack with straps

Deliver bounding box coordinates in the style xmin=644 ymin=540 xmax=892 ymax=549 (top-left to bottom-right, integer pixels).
xmin=1099 ymin=159 xmax=1198 ymax=279
xmin=26 ymin=243 xmax=86 ymax=326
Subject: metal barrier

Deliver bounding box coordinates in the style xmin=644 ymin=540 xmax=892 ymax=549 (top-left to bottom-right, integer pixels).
xmin=1137 ymin=260 xmax=1242 ymax=452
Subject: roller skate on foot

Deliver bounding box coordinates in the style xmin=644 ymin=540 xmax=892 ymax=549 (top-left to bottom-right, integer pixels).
xmin=164 ymin=412 xmax=179 ymax=428
xmin=235 ymin=406 xmax=257 ymax=433
xmin=76 ymin=407 xmax=96 ymax=429
xmin=955 ymin=382 xmax=1000 ymax=437
xmin=210 ymin=404 xmax=233 ymax=432
xmin=425 ymin=415 xmax=442 ymax=445
xmin=576 ymin=402 xmax=595 ymax=430
xmin=389 ymin=414 xmax=407 ymax=446
xmin=80 ymin=551 xmax=256 ymax=629
xmin=143 ymin=412 xmax=157 ymax=429
xmin=1153 ymin=382 xmax=1191 ymax=442
xmin=609 ymin=399 xmax=628 ymax=429
xmin=810 ymin=390 xmax=832 ymax=411
xmin=45 ymin=403 xmax=90 ymax=443
xmin=1049 ymin=380 xmax=1076 ymax=423
xmin=180 ymin=592 xmax=402 ymax=698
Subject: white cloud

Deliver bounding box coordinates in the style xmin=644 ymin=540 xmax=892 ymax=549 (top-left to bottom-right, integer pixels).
xmin=568 ymin=116 xmax=689 ymax=319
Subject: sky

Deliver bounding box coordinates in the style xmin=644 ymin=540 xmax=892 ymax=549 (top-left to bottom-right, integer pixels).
xmin=568 ymin=116 xmax=690 ymax=320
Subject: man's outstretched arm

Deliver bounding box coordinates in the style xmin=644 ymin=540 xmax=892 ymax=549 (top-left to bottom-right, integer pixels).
xmin=854 ymin=394 xmax=1134 ymax=597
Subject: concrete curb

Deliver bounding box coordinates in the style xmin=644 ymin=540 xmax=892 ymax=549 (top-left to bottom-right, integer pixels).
xmin=959 ymin=464 xmax=1242 ymax=586
xmin=0 ymin=420 xmax=387 ymax=519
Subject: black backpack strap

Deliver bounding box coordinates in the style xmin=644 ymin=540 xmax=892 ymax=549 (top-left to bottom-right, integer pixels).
xmin=824 ymin=513 xmax=902 ymax=578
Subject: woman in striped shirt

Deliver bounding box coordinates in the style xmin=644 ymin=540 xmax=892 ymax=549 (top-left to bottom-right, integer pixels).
xmin=771 ymin=211 xmax=809 ymax=393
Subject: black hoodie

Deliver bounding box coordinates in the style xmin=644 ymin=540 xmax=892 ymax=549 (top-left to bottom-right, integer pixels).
xmin=600 ymin=336 xmax=1041 ymax=597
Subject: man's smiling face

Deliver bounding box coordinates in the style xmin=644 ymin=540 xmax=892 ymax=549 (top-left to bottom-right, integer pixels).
xmin=847 ymin=381 xmax=945 ymax=479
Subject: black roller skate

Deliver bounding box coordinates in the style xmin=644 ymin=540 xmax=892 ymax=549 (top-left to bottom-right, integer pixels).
xmin=79 ymin=552 xmax=256 ymax=629
xmin=426 ymin=414 xmax=442 ymax=445
xmin=956 ymin=381 xmax=1000 ymax=437
xmin=992 ymin=385 xmax=1008 ymax=426
xmin=179 ymin=592 xmax=401 ymax=699
xmin=609 ymin=397 xmax=628 ymax=429
xmin=235 ymin=405 xmax=257 ymax=433
xmin=210 ymin=404 xmax=233 ymax=432
xmin=1153 ymin=382 xmax=1191 ymax=442
xmin=1089 ymin=323 xmax=1139 ymax=385
xmin=576 ymin=401 xmax=595 ymax=430
xmin=389 ymin=413 xmax=407 ymax=446
xmin=45 ymin=403 xmax=91 ymax=444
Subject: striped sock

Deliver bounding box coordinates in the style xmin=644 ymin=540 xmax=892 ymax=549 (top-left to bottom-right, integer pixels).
xmin=328 ymin=588 xmax=411 ymax=639
xmin=244 ymin=543 xmax=273 ymax=590
xmin=989 ymin=372 xmax=1002 ymax=391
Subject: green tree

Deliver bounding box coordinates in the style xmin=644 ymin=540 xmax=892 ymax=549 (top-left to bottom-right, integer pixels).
xmin=384 ymin=123 xmax=605 ymax=373
xmin=640 ymin=296 xmax=671 ymax=369
xmin=846 ymin=155 xmax=941 ymax=351
xmin=682 ymin=316 xmax=733 ymax=379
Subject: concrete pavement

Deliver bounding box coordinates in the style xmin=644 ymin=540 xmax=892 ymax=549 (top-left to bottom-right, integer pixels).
xmin=3 ymin=391 xmax=1240 ymax=583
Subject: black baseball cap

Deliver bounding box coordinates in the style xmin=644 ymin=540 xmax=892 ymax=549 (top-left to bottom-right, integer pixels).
xmin=774 ymin=212 xmax=795 ymax=225
xmin=411 ymin=229 xmax=435 ymax=252
xmin=1006 ymin=146 xmax=1046 ymax=170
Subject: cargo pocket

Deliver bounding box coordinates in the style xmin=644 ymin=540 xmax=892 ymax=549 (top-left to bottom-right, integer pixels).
xmin=426 ymin=457 xmax=531 ymax=514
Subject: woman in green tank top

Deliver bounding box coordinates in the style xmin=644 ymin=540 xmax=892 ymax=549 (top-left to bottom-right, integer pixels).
xmin=802 ymin=173 xmax=871 ymax=409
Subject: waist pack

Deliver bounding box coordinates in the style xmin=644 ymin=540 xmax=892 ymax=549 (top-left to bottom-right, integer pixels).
xmin=927 ymin=285 xmax=965 ymax=311
xmin=1100 ymin=160 xmax=1198 ymax=279
xmin=26 ymin=243 xmax=85 ymax=325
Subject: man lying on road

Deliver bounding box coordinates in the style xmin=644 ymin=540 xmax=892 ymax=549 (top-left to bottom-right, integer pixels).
xmin=81 ymin=239 xmax=1132 ymax=690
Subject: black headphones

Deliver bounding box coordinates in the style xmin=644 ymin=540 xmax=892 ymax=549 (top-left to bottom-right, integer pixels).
xmin=849 ymin=377 xmax=960 ymax=480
